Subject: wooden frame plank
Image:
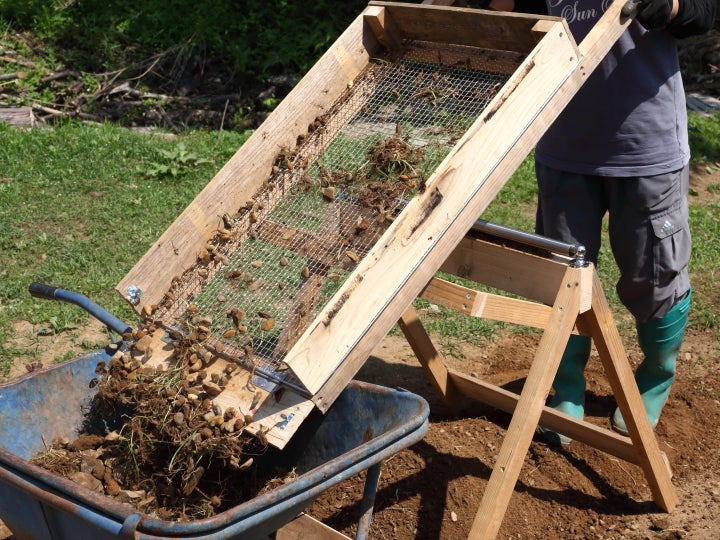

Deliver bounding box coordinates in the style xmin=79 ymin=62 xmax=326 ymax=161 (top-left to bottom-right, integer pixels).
xmin=276 ymin=513 xmax=351 ymax=540
xmin=419 ymin=276 xmax=554 ymax=328
xmin=372 ymin=1 xmax=558 ymax=54
xmin=397 ymin=305 xmax=462 ymax=407
xmin=439 ymin=237 xmax=571 ymax=307
xmin=364 ymin=6 xmax=403 ymax=52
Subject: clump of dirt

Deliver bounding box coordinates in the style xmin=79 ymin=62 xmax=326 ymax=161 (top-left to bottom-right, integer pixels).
xmin=365 ymin=136 xmax=425 ymax=177
xmin=312 ymin=136 xmax=426 ymax=214
xmin=30 ymin=326 xmax=284 ymax=521
xmin=355 ymin=136 xmax=426 ymax=212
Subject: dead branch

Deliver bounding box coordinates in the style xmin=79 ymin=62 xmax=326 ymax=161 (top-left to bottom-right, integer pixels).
xmin=0 ymin=72 xmax=24 ymax=82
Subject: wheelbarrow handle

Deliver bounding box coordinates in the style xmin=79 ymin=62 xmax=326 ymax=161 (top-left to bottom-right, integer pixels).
xmin=28 ymin=282 xmax=133 ymax=336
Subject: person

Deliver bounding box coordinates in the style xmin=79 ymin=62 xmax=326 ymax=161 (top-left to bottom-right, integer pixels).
xmin=482 ymin=0 xmax=716 ymax=445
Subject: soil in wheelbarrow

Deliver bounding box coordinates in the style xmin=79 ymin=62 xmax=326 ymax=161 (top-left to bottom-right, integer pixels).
xmin=29 ymin=324 xmax=294 ymax=522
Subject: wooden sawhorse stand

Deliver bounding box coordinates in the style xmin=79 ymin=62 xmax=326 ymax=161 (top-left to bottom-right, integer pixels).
xmin=399 ymin=223 xmax=678 ymax=540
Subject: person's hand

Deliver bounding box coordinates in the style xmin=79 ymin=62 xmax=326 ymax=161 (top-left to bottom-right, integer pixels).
xmin=635 ymin=0 xmax=674 ymax=30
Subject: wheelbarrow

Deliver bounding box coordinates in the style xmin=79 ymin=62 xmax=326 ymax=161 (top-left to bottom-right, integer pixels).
xmin=0 ymin=285 xmax=430 ymax=539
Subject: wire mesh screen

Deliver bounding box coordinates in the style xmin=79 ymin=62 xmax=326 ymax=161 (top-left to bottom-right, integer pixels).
xmin=152 ymin=42 xmax=521 ymax=393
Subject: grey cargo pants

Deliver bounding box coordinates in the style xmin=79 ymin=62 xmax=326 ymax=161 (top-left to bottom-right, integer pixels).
xmin=535 ymin=162 xmax=691 ymax=323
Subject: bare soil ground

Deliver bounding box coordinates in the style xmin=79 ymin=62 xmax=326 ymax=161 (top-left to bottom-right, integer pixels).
xmin=309 ymin=324 xmax=720 ymax=540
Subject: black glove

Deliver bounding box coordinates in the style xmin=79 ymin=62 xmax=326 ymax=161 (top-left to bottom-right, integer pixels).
xmin=636 ymin=0 xmax=674 ymax=30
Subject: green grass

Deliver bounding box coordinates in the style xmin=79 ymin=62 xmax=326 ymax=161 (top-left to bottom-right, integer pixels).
xmin=0 ymin=0 xmax=369 ymax=91
xmin=1 ymin=111 xmax=719 ymax=372
xmin=688 ymin=111 xmax=720 ymax=165
xmin=0 ymin=121 xmax=249 ymax=372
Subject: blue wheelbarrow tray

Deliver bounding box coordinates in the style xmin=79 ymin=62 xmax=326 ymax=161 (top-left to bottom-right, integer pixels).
xmin=0 ymin=347 xmax=429 ymax=539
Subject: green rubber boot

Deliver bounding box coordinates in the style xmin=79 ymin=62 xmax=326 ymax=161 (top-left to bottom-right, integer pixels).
xmin=540 ymin=334 xmax=591 ymax=446
xmin=612 ymin=291 xmax=691 ymax=436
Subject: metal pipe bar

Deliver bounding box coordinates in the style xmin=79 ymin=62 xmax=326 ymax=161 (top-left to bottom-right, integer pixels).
xmin=356 ymin=462 xmax=382 ymax=540
xmin=471 ymin=218 xmax=587 ymax=264
xmin=390 ymin=197 xmax=586 ymax=262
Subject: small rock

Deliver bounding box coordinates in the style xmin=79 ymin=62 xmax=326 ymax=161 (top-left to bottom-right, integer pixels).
xmin=69 ymin=471 xmax=104 ymax=492
xmin=202 ymin=382 xmax=222 ymax=397
xmin=133 ymin=334 xmax=153 ymax=354
xmin=322 ymin=186 xmax=336 ymax=200
xmin=117 ymin=490 xmax=146 ymax=503
xmin=104 ymin=475 xmax=121 ymax=496
xmin=649 ymin=516 xmax=671 ymax=531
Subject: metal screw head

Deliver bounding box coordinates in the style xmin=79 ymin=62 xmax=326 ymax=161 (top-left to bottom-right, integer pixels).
xmin=126 ymin=285 xmax=142 ymax=305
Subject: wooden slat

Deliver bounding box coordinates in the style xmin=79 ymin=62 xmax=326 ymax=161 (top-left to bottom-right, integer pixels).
xmin=419 ymin=276 xmax=554 ymax=328
xmin=371 ymin=1 xmax=560 ymax=54
xmin=364 ymin=6 xmax=403 ymax=52
xmin=287 ymin=18 xmax=578 ymax=405
xmin=397 ymin=305 xmax=459 ymax=406
xmin=440 ymin=237 xmax=570 ymax=307
xmin=447 ymin=368 xmax=648 ymax=467
xmin=116 ymin=11 xmax=380 ymax=311
xmin=276 ymin=513 xmax=351 ymax=540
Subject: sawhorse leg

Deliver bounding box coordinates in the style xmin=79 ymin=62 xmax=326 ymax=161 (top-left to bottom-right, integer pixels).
xmin=467 ymin=265 xmax=583 ymax=538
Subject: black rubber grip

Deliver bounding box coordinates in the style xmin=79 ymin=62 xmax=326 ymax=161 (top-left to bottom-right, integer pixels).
xmin=28 ymin=282 xmax=59 ymax=301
